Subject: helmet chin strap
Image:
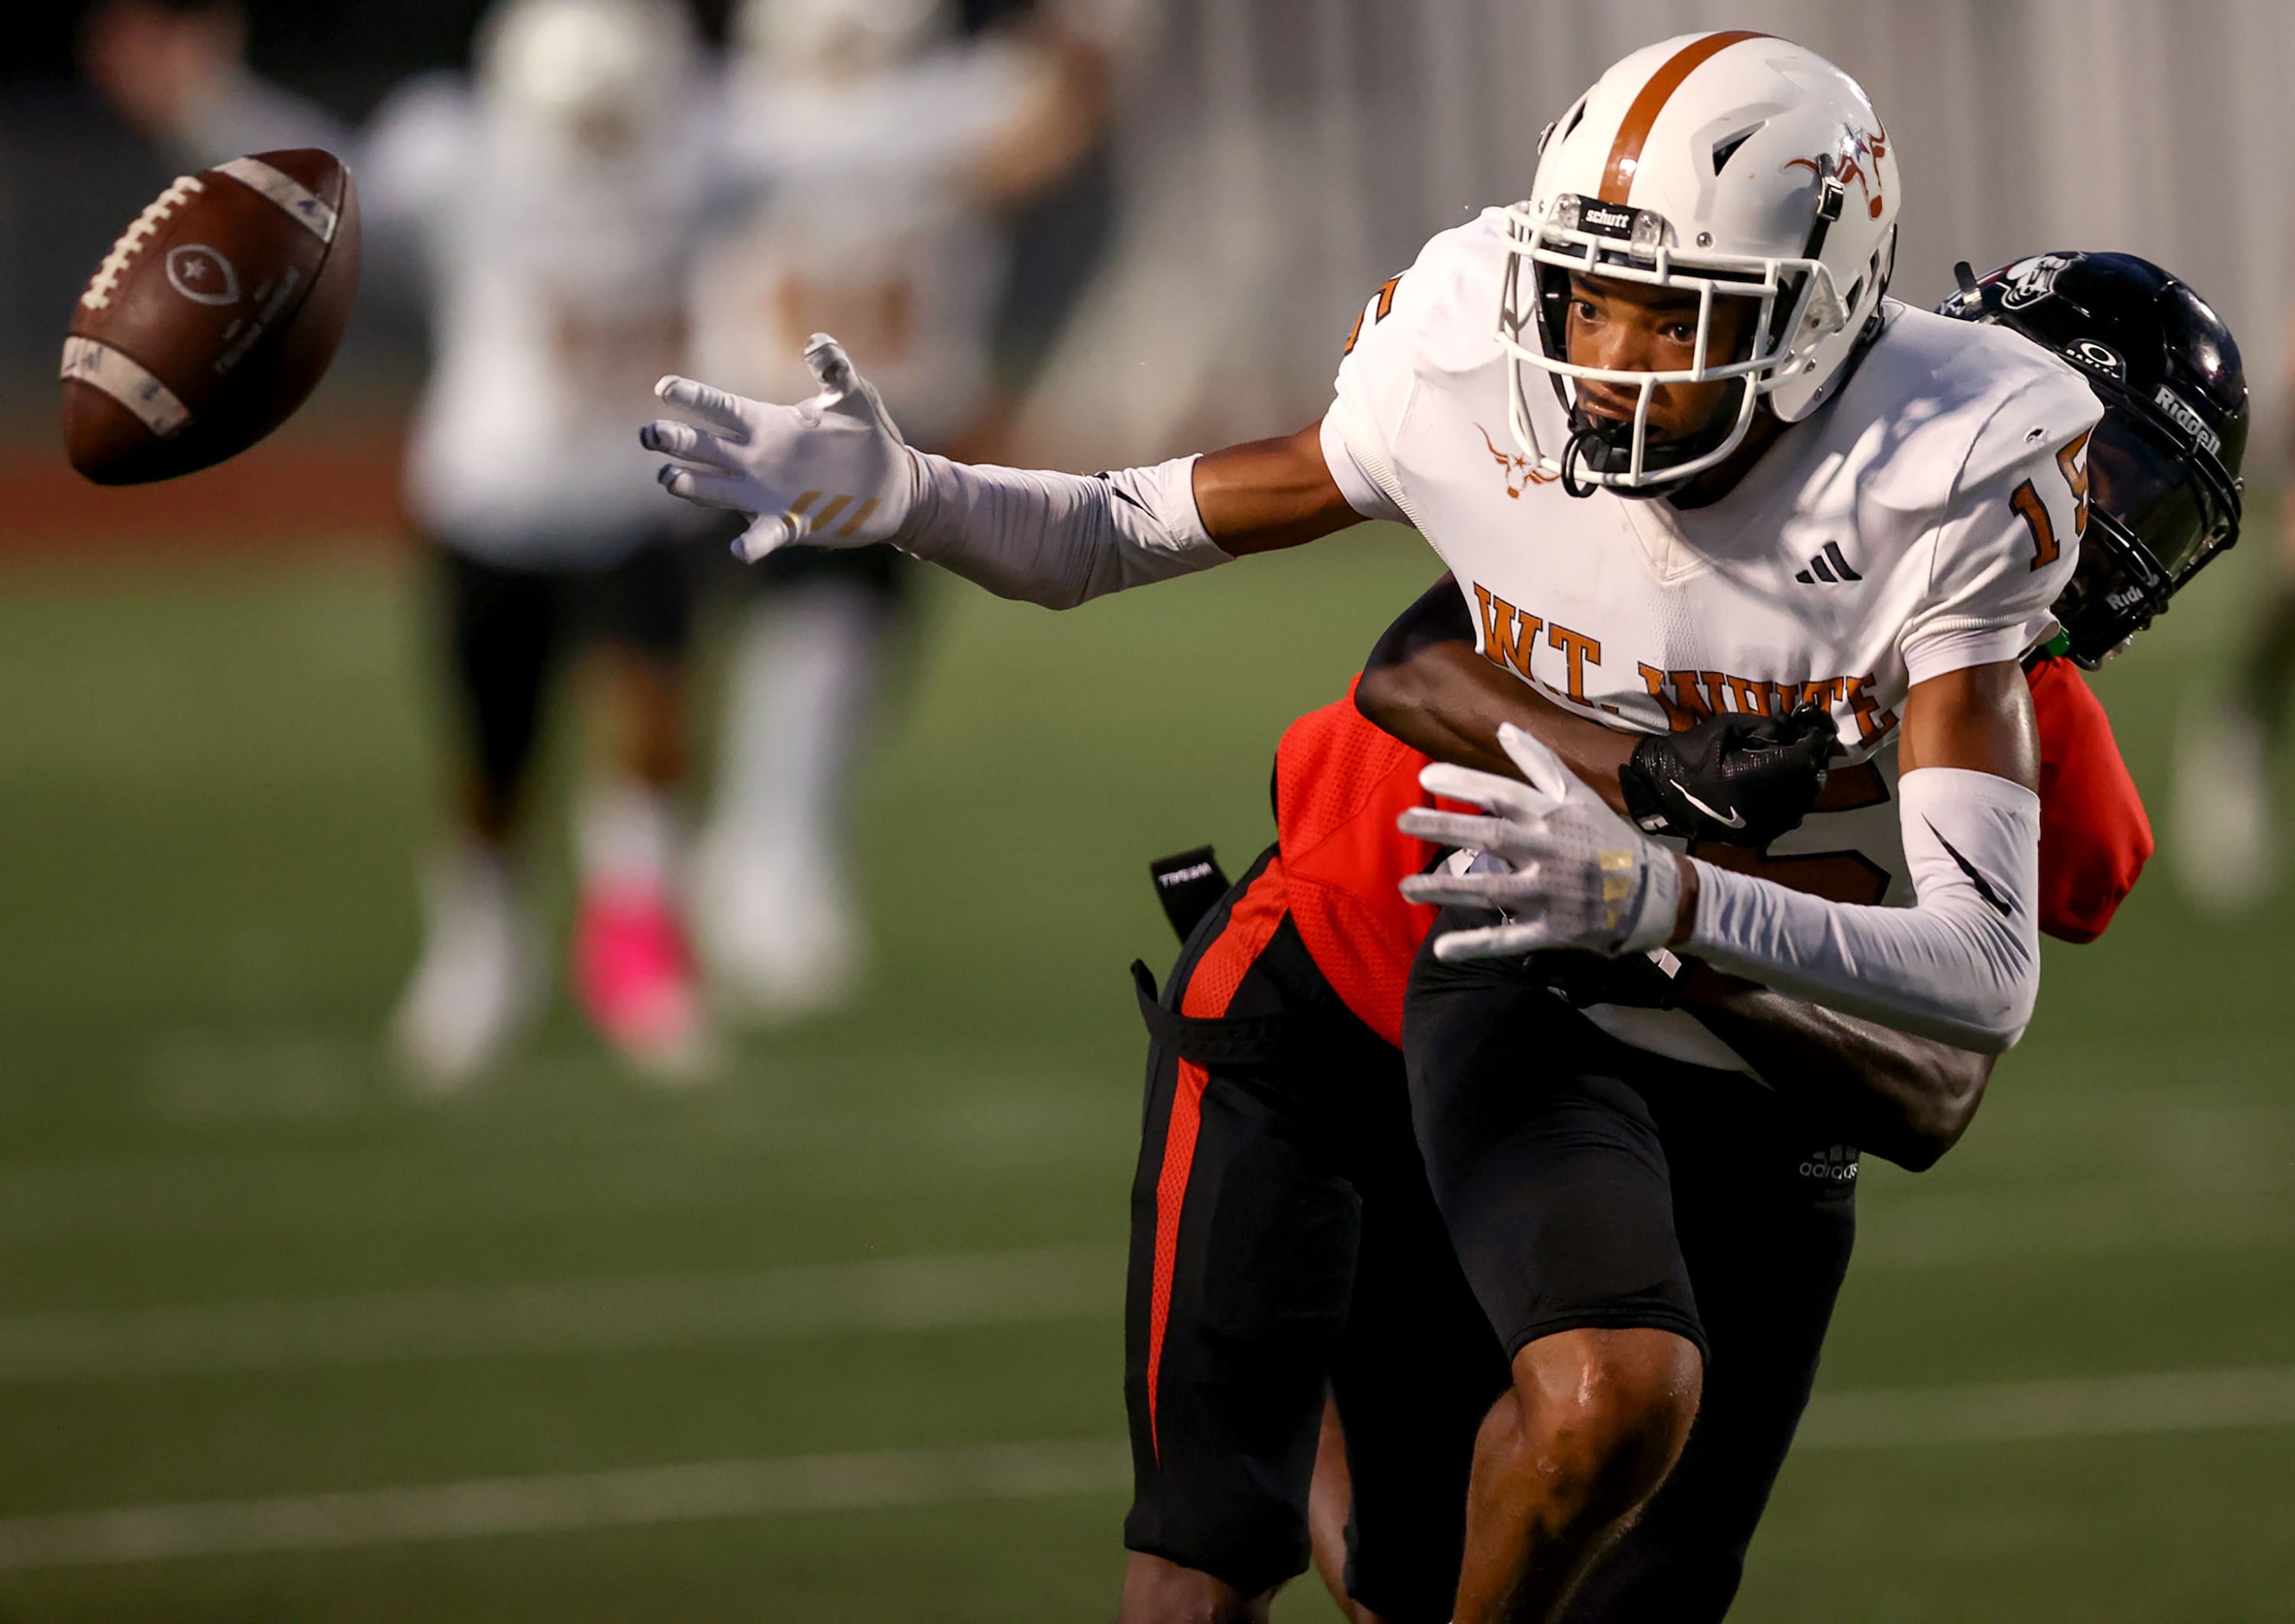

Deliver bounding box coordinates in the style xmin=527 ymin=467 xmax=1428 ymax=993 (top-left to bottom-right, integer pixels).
xmin=1562 ymin=420 xmax=1649 ymax=500
xmin=1558 ymin=425 xmax=1603 ymax=500
xmin=1561 ymin=389 xmax=1742 ymax=502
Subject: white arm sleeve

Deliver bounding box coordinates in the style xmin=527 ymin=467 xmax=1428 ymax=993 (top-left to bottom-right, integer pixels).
xmin=1685 ymin=766 xmax=2041 ymax=1054
xmin=896 ymin=451 xmax=1231 ymax=610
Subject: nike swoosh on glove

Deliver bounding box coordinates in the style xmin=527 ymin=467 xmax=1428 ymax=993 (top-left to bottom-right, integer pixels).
xmin=1398 ymin=723 xmax=1684 ymax=962
xmin=641 ymin=335 xmax=915 ymax=561
xmin=1617 ymin=700 xmax=1837 ymax=847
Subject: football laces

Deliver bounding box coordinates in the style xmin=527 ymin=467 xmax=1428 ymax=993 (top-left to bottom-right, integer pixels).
xmin=80 ymin=175 xmax=207 ymax=313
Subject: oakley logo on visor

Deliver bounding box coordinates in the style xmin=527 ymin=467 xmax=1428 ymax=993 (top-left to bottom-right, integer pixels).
xmin=2151 ymin=386 xmax=2223 ymax=456
xmin=2065 ymin=340 xmax=2126 ymax=381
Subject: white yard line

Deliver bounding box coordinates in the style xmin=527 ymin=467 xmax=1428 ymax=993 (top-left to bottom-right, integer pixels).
xmin=2 ymin=1365 xmax=2292 ymax=1573
xmin=0 ymin=1439 xmax=1134 ymax=1574
xmin=0 ymin=1248 xmax=1122 ymax=1383
xmin=1852 ymin=1186 xmax=2295 ymax=1269
xmin=1798 ymin=1362 xmax=2295 ymax=1450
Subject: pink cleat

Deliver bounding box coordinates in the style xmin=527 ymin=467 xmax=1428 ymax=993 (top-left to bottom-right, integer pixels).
xmin=573 ymin=885 xmax=715 ymax=1082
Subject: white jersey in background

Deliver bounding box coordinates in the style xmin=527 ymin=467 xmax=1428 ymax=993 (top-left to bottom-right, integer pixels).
xmin=179 ymin=19 xmax=717 ymax=568
xmin=688 ymin=42 xmax=1043 ymax=451
xmin=357 ymin=78 xmax=713 ymax=563
xmin=1323 ymin=212 xmax=2100 ymax=1070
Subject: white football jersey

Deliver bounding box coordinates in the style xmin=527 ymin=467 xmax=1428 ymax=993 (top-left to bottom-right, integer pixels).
xmin=687 ymin=45 xmax=1036 ymax=451
xmin=361 ymin=76 xmax=713 ymax=565
xmin=1324 ymin=211 xmax=2100 ymax=1071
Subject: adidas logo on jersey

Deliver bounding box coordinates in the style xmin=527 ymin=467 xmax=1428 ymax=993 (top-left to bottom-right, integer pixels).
xmin=1798 ymin=1143 xmax=1861 ymax=1184
xmin=1793 ymin=541 xmax=1863 ymax=585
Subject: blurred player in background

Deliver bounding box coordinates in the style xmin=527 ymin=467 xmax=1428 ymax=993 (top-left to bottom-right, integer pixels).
xmin=686 ymin=0 xmax=1104 ymax=1020
xmin=2174 ymin=319 xmax=2295 ymax=912
xmin=85 ymin=0 xmax=721 ymax=1084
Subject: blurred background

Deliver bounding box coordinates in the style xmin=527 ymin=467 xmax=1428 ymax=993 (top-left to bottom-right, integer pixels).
xmin=2 ymin=0 xmax=2292 ymax=1618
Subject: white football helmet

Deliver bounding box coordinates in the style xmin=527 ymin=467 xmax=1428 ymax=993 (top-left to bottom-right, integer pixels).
xmin=1502 ymin=31 xmax=1901 ymax=495
xmin=735 ymin=0 xmax=949 ymax=82
xmin=478 ymin=0 xmax=695 ymax=159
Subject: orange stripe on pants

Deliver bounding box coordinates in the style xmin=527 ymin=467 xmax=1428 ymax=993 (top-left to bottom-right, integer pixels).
xmin=1143 ymin=854 xmax=1291 ymax=1457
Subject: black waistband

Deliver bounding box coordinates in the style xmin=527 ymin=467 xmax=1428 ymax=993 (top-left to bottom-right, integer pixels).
xmin=1130 ymin=960 xmax=1292 ymax=1068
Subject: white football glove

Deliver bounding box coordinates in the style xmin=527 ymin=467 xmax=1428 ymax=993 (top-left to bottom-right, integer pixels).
xmin=642 ymin=334 xmax=915 ymax=562
xmin=1398 ymin=723 xmax=1685 ymax=962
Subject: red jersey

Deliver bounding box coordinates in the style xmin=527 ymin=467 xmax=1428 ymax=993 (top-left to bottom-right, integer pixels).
xmin=2027 ymin=653 xmax=2153 ymax=943
xmin=1269 ymin=658 xmax=2151 ymax=1045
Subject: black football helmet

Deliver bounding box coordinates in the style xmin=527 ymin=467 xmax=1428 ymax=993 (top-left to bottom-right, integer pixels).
xmin=1937 ymin=251 xmax=2247 ymax=667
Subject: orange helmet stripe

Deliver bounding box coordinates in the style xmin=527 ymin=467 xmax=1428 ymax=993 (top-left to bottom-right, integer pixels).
xmin=1599 ymin=29 xmax=1771 ymax=205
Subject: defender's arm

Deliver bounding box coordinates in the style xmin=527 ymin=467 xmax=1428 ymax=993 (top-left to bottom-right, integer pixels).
xmin=1669 ymin=662 xmax=2042 ymax=1053
xmin=1360 ymin=577 xmax=1996 ymax=1167
xmin=1409 ymin=666 xmax=2047 ymax=1054
xmin=1672 ymin=969 xmax=1994 ymax=1172
xmin=1357 ymin=574 xmax=1637 ymax=805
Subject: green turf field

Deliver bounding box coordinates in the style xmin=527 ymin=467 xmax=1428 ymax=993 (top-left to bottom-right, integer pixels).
xmin=0 ymin=521 xmax=2288 ymax=1621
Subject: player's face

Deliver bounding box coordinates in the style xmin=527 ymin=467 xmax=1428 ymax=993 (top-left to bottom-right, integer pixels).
xmin=1564 ymin=273 xmax=1756 ymax=439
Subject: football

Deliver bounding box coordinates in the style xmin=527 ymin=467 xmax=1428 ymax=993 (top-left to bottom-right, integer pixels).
xmin=60 ymin=148 xmax=361 ymax=485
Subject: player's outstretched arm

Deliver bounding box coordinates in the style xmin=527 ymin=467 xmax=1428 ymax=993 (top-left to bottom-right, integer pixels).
xmin=644 ymin=339 xmax=1362 ymax=607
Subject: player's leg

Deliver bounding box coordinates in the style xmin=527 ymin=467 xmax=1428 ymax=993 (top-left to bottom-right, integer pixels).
xmin=1558 ymin=1084 xmax=1857 ymax=1621
xmin=1307 ymin=1398 xmax=1371 ymax=1622
xmin=1122 ymin=851 xmax=1363 ymax=1622
xmin=694 ymin=543 xmax=908 ymax=1023
xmin=1404 ymin=931 xmax=1706 ymax=1624
xmin=570 ymin=534 xmax=710 ymax=1077
xmin=1318 ymin=1039 xmax=1510 ymax=1624
xmin=1454 ymin=1327 xmax=1701 ymax=1622
xmin=391 ymin=541 xmax=557 ymax=1087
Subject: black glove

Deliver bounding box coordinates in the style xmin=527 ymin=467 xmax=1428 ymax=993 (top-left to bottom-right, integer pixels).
xmin=1618 ymin=703 xmax=1837 ymax=847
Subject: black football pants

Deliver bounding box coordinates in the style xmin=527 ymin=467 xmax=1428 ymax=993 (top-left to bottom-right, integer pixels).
xmin=1407 ymin=923 xmax=1860 ymax=1621
xmin=1123 ymin=849 xmax=1505 ymax=1621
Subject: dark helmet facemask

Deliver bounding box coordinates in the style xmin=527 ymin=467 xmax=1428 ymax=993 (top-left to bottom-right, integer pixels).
xmin=1938 ymin=252 xmax=2247 ymax=668
xmin=2056 ymin=401 xmax=2241 ymax=662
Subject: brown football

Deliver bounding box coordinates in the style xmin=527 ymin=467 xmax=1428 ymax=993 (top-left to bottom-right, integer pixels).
xmin=61 ymin=148 xmax=361 ymax=486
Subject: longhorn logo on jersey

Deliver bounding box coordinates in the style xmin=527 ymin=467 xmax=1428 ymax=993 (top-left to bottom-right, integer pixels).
xmin=1477 ymin=425 xmax=1558 ymax=498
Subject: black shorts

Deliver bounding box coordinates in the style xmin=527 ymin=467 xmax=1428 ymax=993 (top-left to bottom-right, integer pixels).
xmin=1123 ymin=848 xmax=1505 ymax=1621
xmin=1406 ymin=925 xmax=1710 ymax=1359
xmin=1406 ymin=917 xmax=1859 ymax=1620
xmin=432 ymin=536 xmax=694 ymax=791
